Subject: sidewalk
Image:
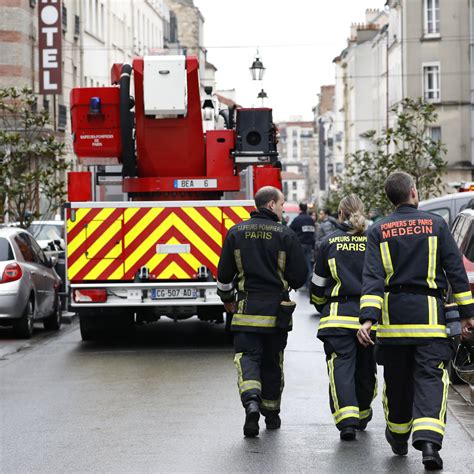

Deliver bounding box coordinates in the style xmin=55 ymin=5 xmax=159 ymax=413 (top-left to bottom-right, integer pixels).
xmin=449 ymin=385 xmax=474 ymax=440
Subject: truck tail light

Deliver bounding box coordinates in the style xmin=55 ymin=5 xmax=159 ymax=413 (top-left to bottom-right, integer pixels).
xmin=1 ymin=263 xmax=22 ymax=283
xmin=74 ymin=289 xmax=107 ymax=303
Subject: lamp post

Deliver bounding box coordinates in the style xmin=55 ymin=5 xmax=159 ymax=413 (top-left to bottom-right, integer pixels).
xmin=249 ymin=50 xmax=265 ymax=81
xmin=257 ymin=88 xmax=268 ymax=107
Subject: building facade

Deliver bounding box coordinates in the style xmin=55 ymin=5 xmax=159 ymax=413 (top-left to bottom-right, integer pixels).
xmin=277 ymin=119 xmax=318 ymax=203
xmin=387 ymin=0 xmax=473 ymax=184
xmin=332 ymin=2 xmax=474 ymax=190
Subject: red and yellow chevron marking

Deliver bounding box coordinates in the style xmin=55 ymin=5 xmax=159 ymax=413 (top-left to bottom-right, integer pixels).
xmin=67 ymin=205 xmax=254 ymax=281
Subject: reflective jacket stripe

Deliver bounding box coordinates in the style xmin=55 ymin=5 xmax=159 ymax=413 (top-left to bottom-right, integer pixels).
xmin=234 ymin=249 xmax=245 ymax=291
xmin=427 ymin=295 xmax=438 ymax=326
xmin=427 ymin=236 xmax=438 ymax=289
xmin=312 ymin=294 xmax=328 ymax=305
xmin=328 ymin=258 xmax=342 ymax=297
xmin=277 ymin=251 xmax=289 ymax=291
xmin=381 ymin=292 xmax=390 ymax=326
xmin=333 ymin=406 xmax=360 ymax=423
xmin=412 ymin=417 xmax=445 ymax=436
xmin=312 ymin=273 xmax=328 ymax=286
xmin=453 ymin=291 xmax=474 ymax=305
xmin=360 ymin=294 xmax=383 ymax=310
xmin=231 ymin=314 xmax=277 ymax=328
xmin=328 ymin=258 xmax=341 ymax=316
xmin=217 ymin=280 xmax=233 ymax=291
xmin=319 ymin=316 xmax=360 ymax=330
xmin=380 ymin=242 xmax=394 ymax=285
xmin=377 ymin=324 xmax=447 ymax=338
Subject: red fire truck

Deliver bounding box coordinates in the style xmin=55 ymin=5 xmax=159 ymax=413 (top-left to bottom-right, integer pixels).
xmin=68 ymin=55 xmax=282 ymax=340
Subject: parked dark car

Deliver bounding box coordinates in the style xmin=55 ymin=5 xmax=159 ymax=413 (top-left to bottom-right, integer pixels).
xmin=0 ymin=228 xmax=62 ymax=338
xmin=448 ymin=209 xmax=474 ymax=383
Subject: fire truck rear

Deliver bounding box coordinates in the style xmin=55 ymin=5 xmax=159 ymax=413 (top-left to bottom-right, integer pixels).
xmin=68 ymin=55 xmax=282 ymax=341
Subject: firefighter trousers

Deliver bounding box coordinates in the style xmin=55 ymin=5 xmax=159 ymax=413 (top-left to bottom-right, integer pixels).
xmin=233 ymin=331 xmax=288 ymax=415
xmin=322 ymin=334 xmax=377 ymax=430
xmin=376 ymin=340 xmax=453 ymax=450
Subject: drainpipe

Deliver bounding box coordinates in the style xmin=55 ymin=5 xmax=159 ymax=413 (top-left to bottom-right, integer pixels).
xmin=470 ymin=0 xmax=474 ymax=168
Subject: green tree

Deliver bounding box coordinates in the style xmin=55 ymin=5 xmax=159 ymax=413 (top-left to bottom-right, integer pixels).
xmin=0 ymin=87 xmax=69 ymax=228
xmin=331 ymin=98 xmax=447 ymax=216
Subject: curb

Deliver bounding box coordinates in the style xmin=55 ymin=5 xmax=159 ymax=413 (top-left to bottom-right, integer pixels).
xmin=451 ymin=383 xmax=473 ymax=406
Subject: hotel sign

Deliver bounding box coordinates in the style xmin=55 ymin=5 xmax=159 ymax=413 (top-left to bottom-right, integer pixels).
xmin=38 ymin=0 xmax=62 ymax=94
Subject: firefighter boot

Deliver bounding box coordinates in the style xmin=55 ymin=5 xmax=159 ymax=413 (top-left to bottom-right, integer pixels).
xmin=385 ymin=427 xmax=408 ymax=456
xmin=421 ymin=442 xmax=443 ymax=471
xmin=243 ymin=400 xmax=260 ymax=437
xmin=265 ymin=412 xmax=281 ymax=430
xmin=340 ymin=426 xmax=356 ymax=441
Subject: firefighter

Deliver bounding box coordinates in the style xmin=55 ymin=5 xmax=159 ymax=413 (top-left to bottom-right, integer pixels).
xmin=311 ymin=194 xmax=377 ymax=441
xmin=290 ymin=202 xmax=316 ymax=289
xmin=217 ymin=186 xmax=307 ymax=437
xmin=358 ymin=171 xmax=474 ymax=470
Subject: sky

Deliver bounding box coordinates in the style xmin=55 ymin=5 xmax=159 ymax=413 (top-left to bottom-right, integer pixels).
xmin=193 ymin=0 xmax=385 ymax=122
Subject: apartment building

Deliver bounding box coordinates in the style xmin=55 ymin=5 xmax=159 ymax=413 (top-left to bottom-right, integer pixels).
xmin=277 ymin=119 xmax=318 ymax=202
xmin=333 ymin=2 xmax=474 ymax=187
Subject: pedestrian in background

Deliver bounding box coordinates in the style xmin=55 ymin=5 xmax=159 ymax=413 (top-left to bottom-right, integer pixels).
xmin=358 ymin=171 xmax=474 ymax=470
xmin=311 ymin=194 xmax=376 ymax=441
xmin=217 ymin=186 xmax=307 ymax=437
xmin=290 ymin=202 xmax=316 ymax=290
xmin=314 ymin=208 xmax=337 ymax=263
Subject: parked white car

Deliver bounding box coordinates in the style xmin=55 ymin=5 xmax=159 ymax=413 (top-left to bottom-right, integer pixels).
xmin=27 ymin=220 xmax=65 ymax=252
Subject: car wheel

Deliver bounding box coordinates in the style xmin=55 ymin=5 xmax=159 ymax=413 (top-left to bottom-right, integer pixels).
xmin=43 ymin=294 xmax=62 ymax=331
xmin=14 ymin=299 xmax=34 ymax=339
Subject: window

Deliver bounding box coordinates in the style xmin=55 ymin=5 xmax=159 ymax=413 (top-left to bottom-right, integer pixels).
xmin=15 ymin=235 xmax=35 ymax=263
xmin=74 ymin=15 xmax=80 ymax=37
xmin=58 ymin=104 xmax=67 ymax=131
xmin=430 ymin=126 xmax=441 ymax=142
xmin=429 ymin=208 xmax=450 ymax=226
xmin=336 ymin=163 xmax=343 ymax=173
xmin=292 ymin=193 xmax=297 ymax=202
xmin=424 ymin=0 xmax=440 ymax=36
xmin=62 ymin=4 xmax=68 ymax=32
xmin=423 ymin=63 xmax=440 ymax=102
xmin=0 ymin=238 xmax=14 ymax=261
xmin=292 ymin=181 xmax=297 ymax=190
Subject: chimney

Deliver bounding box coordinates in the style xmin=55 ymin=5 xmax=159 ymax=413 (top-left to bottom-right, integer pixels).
xmin=365 ymin=8 xmax=381 ymax=24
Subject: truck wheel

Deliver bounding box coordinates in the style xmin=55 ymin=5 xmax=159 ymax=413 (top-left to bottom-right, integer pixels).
xmin=43 ymin=294 xmax=62 ymax=331
xmin=79 ymin=314 xmax=103 ymax=341
xmin=14 ymin=298 xmax=35 ymax=339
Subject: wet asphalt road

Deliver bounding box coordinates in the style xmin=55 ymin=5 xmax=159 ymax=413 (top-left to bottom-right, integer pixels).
xmin=0 ymin=292 xmax=473 ymax=473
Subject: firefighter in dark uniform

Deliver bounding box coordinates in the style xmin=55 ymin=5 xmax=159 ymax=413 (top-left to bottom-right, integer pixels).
xmin=311 ymin=194 xmax=377 ymax=441
xmin=358 ymin=172 xmax=474 ymax=470
xmin=290 ymin=202 xmax=316 ymax=289
xmin=217 ymin=186 xmax=307 ymax=437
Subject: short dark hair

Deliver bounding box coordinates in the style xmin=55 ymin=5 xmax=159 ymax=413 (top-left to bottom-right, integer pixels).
xmin=255 ymin=186 xmax=281 ymax=209
xmin=320 ymin=208 xmax=330 ymax=215
xmin=384 ymin=171 xmax=415 ymax=205
xmin=299 ymin=202 xmax=308 ymax=213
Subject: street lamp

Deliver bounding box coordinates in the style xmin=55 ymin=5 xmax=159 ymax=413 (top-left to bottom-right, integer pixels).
xmin=257 ymin=88 xmax=268 ymax=107
xmin=249 ymin=51 xmax=265 ymax=81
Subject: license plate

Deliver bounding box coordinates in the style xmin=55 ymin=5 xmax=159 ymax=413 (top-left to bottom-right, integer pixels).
xmin=150 ymin=288 xmax=198 ymax=299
